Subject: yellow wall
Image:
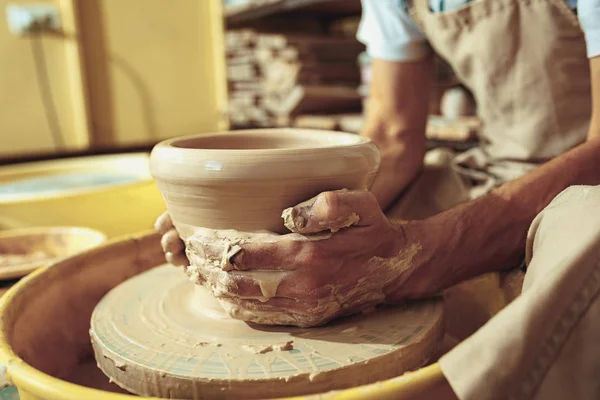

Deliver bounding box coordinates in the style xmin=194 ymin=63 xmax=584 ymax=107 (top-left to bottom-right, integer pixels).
xmin=0 ymin=0 xmax=82 ymax=158
xmin=79 ymin=0 xmax=228 ymax=148
xmin=0 ymin=0 xmax=228 ymax=158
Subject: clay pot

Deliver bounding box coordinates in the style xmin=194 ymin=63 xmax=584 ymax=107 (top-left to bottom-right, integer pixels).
xmin=149 ymin=129 xmax=380 ymax=236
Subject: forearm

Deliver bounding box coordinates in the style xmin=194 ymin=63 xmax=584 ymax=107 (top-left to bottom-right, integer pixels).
xmin=404 ymin=137 xmax=600 ymax=298
xmin=590 ymin=56 xmax=600 ymax=138
xmin=362 ymin=57 xmax=432 ymax=150
xmin=362 ymin=57 xmax=433 ymax=210
xmin=397 ymin=57 xmax=600 ymax=298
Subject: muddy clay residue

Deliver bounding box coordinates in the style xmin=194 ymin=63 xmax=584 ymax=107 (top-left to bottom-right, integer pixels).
xmin=91 ymin=265 xmax=443 ymax=399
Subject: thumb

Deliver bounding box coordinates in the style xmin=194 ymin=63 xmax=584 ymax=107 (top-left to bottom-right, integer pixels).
xmin=282 ymin=189 xmax=383 ymax=234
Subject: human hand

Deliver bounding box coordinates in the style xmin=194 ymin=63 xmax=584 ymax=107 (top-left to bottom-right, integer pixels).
xmin=185 ymin=189 xmax=425 ymax=328
xmin=155 ymin=211 xmax=189 ymax=267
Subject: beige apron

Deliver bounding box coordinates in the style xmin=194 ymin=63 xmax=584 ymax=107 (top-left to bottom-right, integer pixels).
xmin=386 ymin=0 xmax=596 ymax=397
xmin=440 ymin=185 xmax=600 ymax=400
xmin=387 ymin=0 xmax=591 ymax=221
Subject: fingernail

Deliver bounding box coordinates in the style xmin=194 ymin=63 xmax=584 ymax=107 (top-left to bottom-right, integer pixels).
xmin=282 ymin=196 xmax=318 ymax=232
xmin=282 ymin=206 xmax=306 ymax=232
xmin=228 ymin=249 xmax=245 ymax=270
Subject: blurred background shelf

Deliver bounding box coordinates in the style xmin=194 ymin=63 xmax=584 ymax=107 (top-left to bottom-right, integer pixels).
xmin=225 ymin=0 xmax=361 ymax=27
xmin=222 ymin=0 xmax=478 ymax=147
xmin=1 ymin=0 xmax=478 ymax=162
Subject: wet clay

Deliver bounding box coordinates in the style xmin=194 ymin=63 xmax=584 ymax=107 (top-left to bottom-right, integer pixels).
xmin=180 ymin=222 xmax=421 ymax=328
xmin=91 ymin=265 xmax=444 ymax=399
xmin=181 ymin=226 xmax=331 ymax=325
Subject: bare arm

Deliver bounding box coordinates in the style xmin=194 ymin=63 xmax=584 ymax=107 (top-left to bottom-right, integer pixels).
xmin=360 ymin=57 xmax=432 ymax=211
xmin=589 ymin=56 xmax=600 ymax=138
xmin=398 ymin=56 xmax=600 ymax=299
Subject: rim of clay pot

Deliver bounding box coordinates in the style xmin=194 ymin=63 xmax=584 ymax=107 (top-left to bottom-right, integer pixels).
xmin=154 ymin=128 xmax=372 ymax=154
xmin=150 ymin=128 xmax=381 ymax=183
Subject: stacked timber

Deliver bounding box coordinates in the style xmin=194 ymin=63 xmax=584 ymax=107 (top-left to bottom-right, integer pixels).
xmin=289 ymin=113 xmax=481 ymax=142
xmin=226 ymin=30 xmax=364 ymax=128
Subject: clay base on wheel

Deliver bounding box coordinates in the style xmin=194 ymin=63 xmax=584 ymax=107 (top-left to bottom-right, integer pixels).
xmin=91 ymin=265 xmax=444 ymax=399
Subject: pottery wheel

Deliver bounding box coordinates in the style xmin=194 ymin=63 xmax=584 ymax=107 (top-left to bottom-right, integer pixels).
xmin=91 ymin=265 xmax=444 ymax=399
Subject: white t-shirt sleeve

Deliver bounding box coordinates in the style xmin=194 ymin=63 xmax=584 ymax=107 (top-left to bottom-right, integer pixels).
xmin=578 ymin=0 xmax=600 ymax=58
xmin=356 ymin=0 xmax=431 ymax=61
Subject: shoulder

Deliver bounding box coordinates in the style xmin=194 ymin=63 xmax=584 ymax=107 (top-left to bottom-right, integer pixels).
xmin=577 ymin=0 xmax=600 ymax=58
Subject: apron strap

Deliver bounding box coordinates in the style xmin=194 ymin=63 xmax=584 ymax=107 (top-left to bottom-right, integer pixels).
xmin=406 ymin=0 xmax=430 ymax=32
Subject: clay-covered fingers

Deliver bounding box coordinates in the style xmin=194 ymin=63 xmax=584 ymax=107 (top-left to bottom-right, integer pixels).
xmin=154 ymin=212 xmax=188 ymax=266
xmin=165 ymin=248 xmax=189 ymax=267
xmin=230 ymin=239 xmax=330 ymax=271
xmin=161 ymin=229 xmax=183 ymax=253
xmin=219 ymin=284 xmax=374 ymax=327
xmin=225 ymin=269 xmax=333 ymax=300
xmin=157 ymin=219 xmax=188 ymax=267
xmin=282 ymin=189 xmax=384 ymax=234
xmin=216 ymin=291 xmax=329 ymax=327
xmin=154 ymin=211 xmax=174 ymax=234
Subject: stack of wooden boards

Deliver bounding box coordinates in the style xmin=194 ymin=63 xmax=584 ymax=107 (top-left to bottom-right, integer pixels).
xmin=226 ymin=30 xmax=364 ymax=128
xmin=289 ymin=113 xmax=481 ymax=142
xmin=225 ymin=29 xmax=481 ymax=144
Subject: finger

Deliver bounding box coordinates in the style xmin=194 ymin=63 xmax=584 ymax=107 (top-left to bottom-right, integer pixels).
xmin=161 ymin=229 xmax=184 ymax=254
xmin=208 ymin=273 xmax=312 ymax=311
xmin=236 ymin=297 xmax=314 ymax=314
xmin=166 ymin=250 xmax=189 ymax=267
xmin=220 ymin=274 xmax=287 ymax=300
xmin=282 ymin=189 xmax=383 ymax=234
xmin=154 ymin=212 xmax=173 ymax=234
xmin=231 ymin=239 xmax=327 ymax=271
xmin=223 ymin=270 xmax=335 ymax=301
xmin=225 ymin=295 xmax=316 ymax=317
xmin=227 ymin=297 xmax=331 ymax=327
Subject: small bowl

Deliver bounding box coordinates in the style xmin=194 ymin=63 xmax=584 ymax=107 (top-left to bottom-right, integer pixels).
xmin=0 ymin=227 xmax=107 ymax=280
xmin=150 ymin=129 xmax=381 ymax=235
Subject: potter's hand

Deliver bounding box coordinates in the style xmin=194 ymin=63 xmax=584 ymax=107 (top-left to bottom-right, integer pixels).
xmin=155 ymin=212 xmax=189 ymax=267
xmin=190 ymin=190 xmax=424 ymax=328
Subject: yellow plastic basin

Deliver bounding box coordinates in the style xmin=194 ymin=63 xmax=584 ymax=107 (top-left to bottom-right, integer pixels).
xmin=0 ymin=232 xmax=449 ymax=400
xmin=0 ymin=154 xmax=166 ymax=238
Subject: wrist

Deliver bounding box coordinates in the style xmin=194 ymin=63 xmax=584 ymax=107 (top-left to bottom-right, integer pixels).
xmin=385 ymin=216 xmax=453 ymax=301
xmin=362 ymin=122 xmax=426 ymax=154
xmin=383 ymin=219 xmax=430 ymax=300
xmin=361 ymin=99 xmax=427 ymax=149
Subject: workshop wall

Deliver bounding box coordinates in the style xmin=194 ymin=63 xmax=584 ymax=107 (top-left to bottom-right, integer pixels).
xmin=79 ymin=0 xmax=228 ymax=149
xmin=0 ymin=0 xmax=79 ymax=157
xmin=0 ymin=0 xmax=228 ymax=159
